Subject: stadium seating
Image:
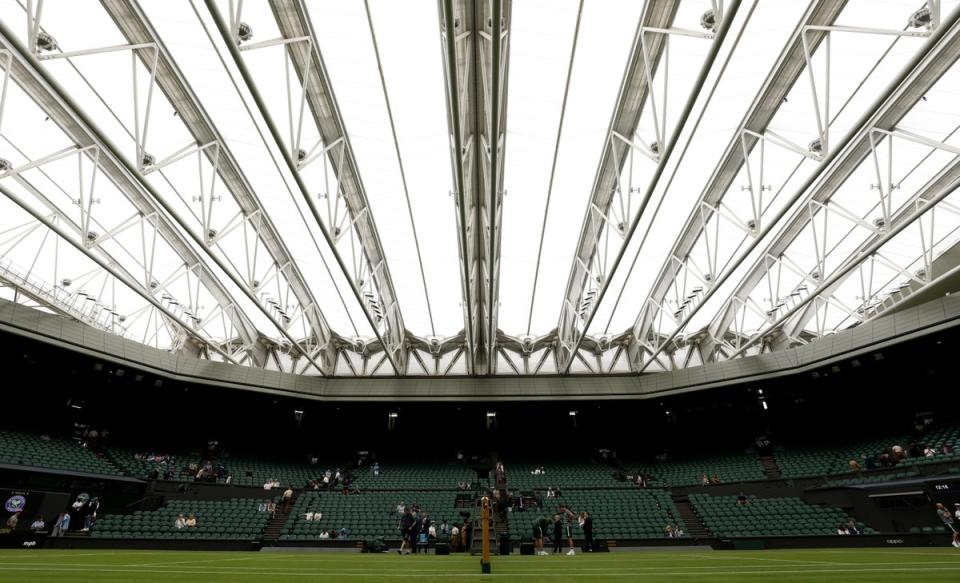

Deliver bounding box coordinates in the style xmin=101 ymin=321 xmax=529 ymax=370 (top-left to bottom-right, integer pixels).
xmin=506 ymin=489 xmax=683 ymax=541
xmin=352 ymin=464 xmax=480 ymax=489
xmin=281 ymin=491 xmax=460 ymax=541
xmin=775 ymin=425 xmax=960 ymax=478
xmin=0 ymin=429 xmax=119 ymax=475
xmin=91 ymin=498 xmax=272 ymax=540
xmin=505 ymin=463 xmax=620 ymax=489
xmin=625 ymin=454 xmax=766 ymax=487
xmin=689 ymin=494 xmax=874 ymax=537
xmin=105 ymin=447 xmax=199 ymax=481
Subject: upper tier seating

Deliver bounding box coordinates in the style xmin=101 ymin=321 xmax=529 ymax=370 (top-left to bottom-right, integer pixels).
xmin=775 ymin=425 xmax=960 ymax=478
xmin=105 ymin=447 xmax=199 ymax=481
xmin=353 ymin=464 xmax=479 ymax=489
xmin=505 ymin=463 xmax=619 ymax=489
xmin=689 ymin=494 xmax=873 ymax=537
xmin=626 ymin=454 xmax=766 ymax=487
xmin=91 ymin=498 xmax=272 ymax=540
xmin=0 ymin=429 xmax=119 ymax=476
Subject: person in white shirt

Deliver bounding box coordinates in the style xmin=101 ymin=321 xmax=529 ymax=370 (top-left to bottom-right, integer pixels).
xmin=174 ymin=514 xmax=186 ymax=529
xmin=305 ymin=512 xmax=314 ymax=521
xmin=924 ymin=447 xmax=936 ymax=458
xmin=318 ymin=529 xmax=330 ymax=539
xmin=282 ymin=487 xmax=294 ymax=512
xmin=263 ymin=480 xmax=274 ymax=490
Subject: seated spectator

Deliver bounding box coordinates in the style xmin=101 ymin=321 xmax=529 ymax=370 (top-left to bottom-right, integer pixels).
xmin=924 ymin=446 xmax=936 ymax=458
xmin=664 ymin=523 xmax=674 ymax=538
xmin=30 ymin=517 xmax=45 ymax=531
xmin=546 ymin=487 xmax=555 ymax=498
xmin=372 ymin=462 xmax=380 ymax=477
xmin=701 ymin=474 xmax=710 ymax=486
xmin=634 ymin=472 xmax=647 ymax=488
xmin=5 ymin=512 xmax=19 ymax=530
xmin=836 ymin=524 xmax=850 ymax=535
xmin=318 ymin=528 xmax=330 ymax=539
xmin=267 ymin=502 xmax=277 ymax=516
xmin=225 ymin=474 xmax=232 ymax=485
xmin=675 ymin=525 xmax=684 ymax=538
xmin=710 ymin=473 xmax=721 ymax=484
xmin=263 ymin=479 xmax=274 ymax=490
xmin=174 ymin=514 xmax=186 ymax=529
xmin=185 ymin=514 xmax=197 ymax=528
xmin=848 ymin=459 xmax=861 ymax=474
xmin=531 ymin=465 xmax=545 ymax=476
xmin=396 ymin=501 xmax=406 ymax=514
xmin=942 ymin=443 xmax=954 ymax=455
xmin=736 ymin=492 xmax=749 ymax=506
xmin=891 ymin=444 xmax=905 ymax=460
xmin=846 ymin=519 xmax=861 ymax=535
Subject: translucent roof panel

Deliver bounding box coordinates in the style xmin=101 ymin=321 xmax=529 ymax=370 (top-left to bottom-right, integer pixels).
xmin=1 ymin=0 xmax=959 ymax=377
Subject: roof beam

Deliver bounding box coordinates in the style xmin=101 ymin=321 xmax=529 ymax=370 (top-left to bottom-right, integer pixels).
xmin=0 ymin=22 xmax=267 ymax=366
xmin=438 ymin=0 xmax=511 ymax=375
xmin=706 ymin=21 xmax=960 ymax=360
xmin=203 ymin=0 xmax=407 ymax=374
xmin=641 ymin=4 xmax=960 ymax=371
xmin=97 ymin=0 xmax=337 ymax=375
xmin=629 ymin=0 xmax=847 ymax=366
xmin=556 ymin=0 xmax=739 ymax=373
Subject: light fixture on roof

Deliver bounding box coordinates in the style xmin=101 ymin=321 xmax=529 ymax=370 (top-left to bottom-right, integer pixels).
xmin=207 ymin=228 xmax=218 ymax=240
xmin=85 ymin=231 xmax=99 ymax=242
xmin=649 ymin=141 xmax=661 ymax=156
xmin=908 ymin=6 xmax=933 ymax=29
xmin=237 ymin=22 xmax=253 ymax=43
xmin=808 ymin=138 xmax=823 ymax=155
xmin=700 ymin=9 xmax=717 ymax=32
xmin=36 ymin=32 xmax=58 ymax=53
xmin=297 ymin=148 xmax=307 ymax=163
xmin=141 ymin=153 xmax=156 ymax=168
xmin=60 ymin=278 xmax=72 ymax=287
xmin=0 ymin=159 xmax=11 ymax=172
xmin=873 ymin=217 xmax=886 ymax=229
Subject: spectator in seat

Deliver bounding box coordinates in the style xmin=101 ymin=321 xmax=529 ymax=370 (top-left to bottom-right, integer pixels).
xmin=665 ymin=523 xmax=674 ymax=538
xmin=372 ymin=462 xmax=380 ymax=477
xmin=836 ymin=524 xmax=850 ymax=535
xmin=710 ymin=473 xmax=721 ymax=484
xmin=30 ymin=516 xmax=45 ymax=531
xmin=924 ymin=446 xmax=936 ymax=458
xmin=736 ymin=492 xmax=749 ymax=506
xmin=846 ymin=519 xmax=861 ymax=535
xmin=848 ymin=459 xmax=861 ymax=474
xmin=396 ymin=501 xmax=406 ymax=515
xmin=318 ymin=528 xmax=330 ymax=539
xmin=175 ymin=514 xmax=186 ymax=529
xmin=185 ymin=514 xmax=197 ymax=528
xmin=701 ymin=474 xmax=711 ymax=487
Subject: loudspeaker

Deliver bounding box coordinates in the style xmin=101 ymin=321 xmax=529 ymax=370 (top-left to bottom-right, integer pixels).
xmin=435 ymin=543 xmax=450 ymax=555
xmin=519 ymin=542 xmax=534 ymax=555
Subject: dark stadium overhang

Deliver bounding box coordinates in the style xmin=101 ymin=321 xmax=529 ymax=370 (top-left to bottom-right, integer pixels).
xmin=2 ymin=289 xmax=959 ymax=401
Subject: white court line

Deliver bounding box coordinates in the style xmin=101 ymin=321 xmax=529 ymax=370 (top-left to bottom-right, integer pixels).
xmin=688 ymin=553 xmax=842 ymax=565
xmin=136 ymin=555 xmax=264 ymax=567
xmin=1 ymin=565 xmax=960 ymax=577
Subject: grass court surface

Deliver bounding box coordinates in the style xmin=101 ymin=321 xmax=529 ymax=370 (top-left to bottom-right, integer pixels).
xmin=1 ymin=547 xmax=959 ymax=582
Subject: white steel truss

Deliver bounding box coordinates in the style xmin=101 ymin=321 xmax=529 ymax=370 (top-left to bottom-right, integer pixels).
xmin=208 ymin=0 xmax=409 ymax=374
xmin=556 ymin=0 xmax=736 ymax=374
xmin=634 ymin=4 xmax=960 ymax=372
xmin=437 ymin=0 xmax=511 ymax=375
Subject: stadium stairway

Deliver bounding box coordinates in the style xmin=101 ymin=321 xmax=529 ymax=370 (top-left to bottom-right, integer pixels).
xmin=759 ymin=455 xmax=782 ymax=480
xmin=672 ymin=494 xmax=710 ymax=538
xmin=262 ymin=492 xmax=296 ymax=543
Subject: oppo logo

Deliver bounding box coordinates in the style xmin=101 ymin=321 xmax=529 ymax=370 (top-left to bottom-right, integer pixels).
xmin=21 ymin=541 xmax=37 ymax=547
xmin=885 ymin=539 xmax=904 ymax=544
